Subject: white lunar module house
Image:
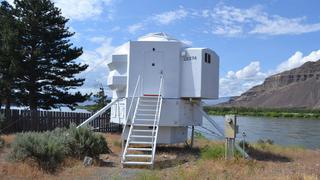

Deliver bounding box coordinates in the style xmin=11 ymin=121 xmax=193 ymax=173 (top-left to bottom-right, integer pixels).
xmin=79 ymin=32 xmax=219 ymax=167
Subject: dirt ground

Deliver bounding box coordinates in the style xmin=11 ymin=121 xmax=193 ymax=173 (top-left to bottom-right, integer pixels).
xmin=0 ymin=133 xmax=320 ymax=180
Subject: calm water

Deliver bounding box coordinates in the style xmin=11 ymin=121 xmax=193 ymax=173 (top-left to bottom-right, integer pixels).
xmin=198 ymin=116 xmax=320 ymax=149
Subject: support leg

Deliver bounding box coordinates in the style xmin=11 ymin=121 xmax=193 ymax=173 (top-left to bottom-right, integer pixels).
xmin=191 ymin=126 xmax=194 ymax=148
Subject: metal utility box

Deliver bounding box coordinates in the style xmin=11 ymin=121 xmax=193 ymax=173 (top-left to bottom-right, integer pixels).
xmin=224 ymin=115 xmax=238 ymax=138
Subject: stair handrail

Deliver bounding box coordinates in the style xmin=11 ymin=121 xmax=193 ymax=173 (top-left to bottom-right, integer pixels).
xmin=151 ymin=75 xmax=164 ymax=164
xmin=121 ymin=75 xmax=141 ymax=161
xmin=77 ymin=97 xmax=122 ymax=128
xmin=122 ymin=75 xmax=141 ymax=132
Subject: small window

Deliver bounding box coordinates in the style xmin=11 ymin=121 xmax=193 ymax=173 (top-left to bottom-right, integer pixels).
xmin=208 ymin=54 xmax=211 ymax=64
xmin=204 ymin=53 xmax=208 ymax=63
xmin=152 ymin=48 xmax=155 ymax=51
xmin=152 ymin=63 xmax=155 ymax=66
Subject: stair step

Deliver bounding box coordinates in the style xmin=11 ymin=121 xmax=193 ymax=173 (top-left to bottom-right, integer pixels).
xmin=138 ymin=109 xmax=157 ymax=112
xmin=125 ymin=154 xmax=152 ymax=158
xmin=129 ymin=141 xmax=153 ymax=144
xmin=135 ymin=118 xmax=154 ymax=121
xmin=139 ymin=104 xmax=157 ymax=107
xmin=132 ymin=129 xmax=154 ymax=132
xmin=136 ymin=114 xmax=156 ymax=116
xmin=133 ymin=124 xmax=154 ymax=127
xmin=141 ymin=96 xmax=159 ymax=98
xmin=122 ymin=161 xmax=153 ymax=165
xmin=131 ymin=135 xmax=154 ymax=138
xmin=127 ymin=147 xmax=153 ymax=151
xmin=140 ymin=100 xmax=158 ymax=103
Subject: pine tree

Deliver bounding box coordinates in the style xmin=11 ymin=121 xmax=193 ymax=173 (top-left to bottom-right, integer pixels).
xmin=92 ymin=84 xmax=109 ymax=111
xmin=14 ymin=0 xmax=89 ymax=110
xmin=0 ymin=1 xmax=22 ymax=112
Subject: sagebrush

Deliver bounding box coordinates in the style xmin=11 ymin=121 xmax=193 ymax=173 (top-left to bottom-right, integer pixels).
xmin=9 ymin=125 xmax=109 ymax=172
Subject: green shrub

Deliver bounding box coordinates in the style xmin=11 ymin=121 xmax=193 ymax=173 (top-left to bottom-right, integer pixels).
xmin=200 ymin=144 xmax=224 ymax=160
xmin=9 ymin=131 xmax=67 ymax=172
xmin=8 ymin=125 xmax=110 ymax=172
xmin=67 ymin=125 xmax=110 ymax=159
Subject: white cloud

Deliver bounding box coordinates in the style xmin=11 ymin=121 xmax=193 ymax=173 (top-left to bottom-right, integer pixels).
xmin=276 ymin=50 xmax=320 ymax=72
xmin=78 ymin=37 xmax=115 ymax=94
xmin=54 ymin=0 xmax=115 ymax=21
xmin=221 ymin=61 xmax=266 ymax=96
xmin=89 ymin=36 xmax=109 ymax=44
xmin=205 ymin=5 xmax=320 ymax=36
xmin=181 ymin=39 xmax=193 ymax=46
xmin=126 ymin=7 xmax=188 ymax=34
xmin=152 ymin=8 xmax=188 ymax=25
xmin=226 ymin=61 xmax=265 ymax=79
xmin=128 ymin=23 xmax=144 ymax=34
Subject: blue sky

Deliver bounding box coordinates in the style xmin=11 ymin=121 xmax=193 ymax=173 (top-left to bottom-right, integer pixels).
xmin=7 ymin=0 xmax=320 ymax=97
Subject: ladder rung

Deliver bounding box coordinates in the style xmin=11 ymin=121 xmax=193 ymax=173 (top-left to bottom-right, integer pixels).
xmin=122 ymin=161 xmax=153 ymax=165
xmin=129 ymin=141 xmax=153 ymax=144
xmin=127 ymin=147 xmax=153 ymax=151
xmin=126 ymin=154 xmax=152 ymax=158
xmin=131 ymin=135 xmax=154 ymax=138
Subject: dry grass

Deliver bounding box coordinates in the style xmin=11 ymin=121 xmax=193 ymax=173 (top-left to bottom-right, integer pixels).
xmin=0 ymin=133 xmax=320 ymax=180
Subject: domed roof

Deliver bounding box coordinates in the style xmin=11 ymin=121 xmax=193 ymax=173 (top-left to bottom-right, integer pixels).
xmin=137 ymin=32 xmax=179 ymax=42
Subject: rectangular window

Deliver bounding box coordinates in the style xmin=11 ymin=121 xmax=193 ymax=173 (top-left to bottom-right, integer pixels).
xmin=208 ymin=54 xmax=211 ymax=64
xmin=204 ymin=53 xmax=208 ymax=63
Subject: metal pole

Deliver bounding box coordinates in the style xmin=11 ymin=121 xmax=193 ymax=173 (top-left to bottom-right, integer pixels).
xmin=191 ymin=125 xmax=194 ymax=148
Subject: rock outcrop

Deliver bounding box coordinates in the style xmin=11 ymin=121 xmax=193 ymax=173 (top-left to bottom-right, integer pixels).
xmin=222 ymin=60 xmax=320 ymax=109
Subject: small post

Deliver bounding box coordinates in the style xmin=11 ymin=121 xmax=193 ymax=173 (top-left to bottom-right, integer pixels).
xmin=190 ymin=125 xmax=194 ymax=148
xmin=224 ymin=115 xmax=238 ymax=160
xmin=242 ymin=132 xmax=247 ymax=158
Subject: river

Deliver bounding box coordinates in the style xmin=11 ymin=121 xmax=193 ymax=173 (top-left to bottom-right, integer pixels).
xmin=198 ymin=116 xmax=320 ymax=149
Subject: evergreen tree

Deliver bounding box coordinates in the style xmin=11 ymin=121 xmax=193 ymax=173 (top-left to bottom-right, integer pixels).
xmin=14 ymin=0 xmax=89 ymax=110
xmin=92 ymin=84 xmax=109 ymax=111
xmin=0 ymin=1 xmax=22 ymax=112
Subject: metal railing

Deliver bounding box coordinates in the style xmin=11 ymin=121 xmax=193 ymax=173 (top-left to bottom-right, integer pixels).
xmin=151 ymin=75 xmax=164 ymax=164
xmin=121 ymin=75 xmax=141 ymax=160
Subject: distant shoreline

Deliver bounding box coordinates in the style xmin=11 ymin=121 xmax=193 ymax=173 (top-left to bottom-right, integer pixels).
xmin=205 ymin=106 xmax=320 ymax=119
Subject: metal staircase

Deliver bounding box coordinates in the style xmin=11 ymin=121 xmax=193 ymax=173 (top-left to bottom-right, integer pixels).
xmin=121 ymin=77 xmax=163 ymax=167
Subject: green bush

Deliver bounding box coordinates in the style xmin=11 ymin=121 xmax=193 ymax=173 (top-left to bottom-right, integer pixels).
xmin=8 ymin=125 xmax=110 ymax=172
xmin=9 ymin=131 xmax=67 ymax=172
xmin=67 ymin=125 xmax=110 ymax=159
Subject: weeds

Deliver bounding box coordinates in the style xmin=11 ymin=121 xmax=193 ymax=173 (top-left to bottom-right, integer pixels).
xmin=200 ymin=144 xmax=224 ymax=160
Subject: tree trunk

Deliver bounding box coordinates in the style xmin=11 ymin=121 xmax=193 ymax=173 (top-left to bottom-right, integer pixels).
xmin=29 ymin=85 xmax=38 ymax=131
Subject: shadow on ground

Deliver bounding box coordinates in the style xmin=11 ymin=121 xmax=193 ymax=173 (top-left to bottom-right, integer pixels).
xmin=248 ymin=148 xmax=291 ymax=162
xmin=154 ymin=145 xmax=201 ymax=169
